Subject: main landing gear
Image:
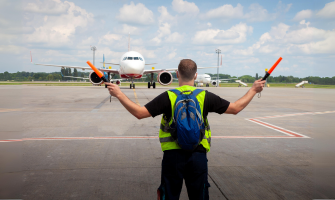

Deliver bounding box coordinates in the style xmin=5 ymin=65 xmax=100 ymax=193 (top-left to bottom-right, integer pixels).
xmin=148 ymin=82 xmax=156 ymax=89
xmin=148 ymin=73 xmax=156 ymax=89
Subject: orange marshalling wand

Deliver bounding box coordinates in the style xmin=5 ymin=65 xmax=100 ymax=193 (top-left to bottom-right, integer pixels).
xmin=262 ymin=57 xmax=282 ymax=81
xmin=86 ymin=61 xmax=108 ymax=82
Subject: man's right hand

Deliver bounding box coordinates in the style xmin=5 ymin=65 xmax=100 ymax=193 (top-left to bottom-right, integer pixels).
xmin=251 ymin=78 xmax=266 ymax=93
xmin=105 ymin=82 xmax=123 ymax=98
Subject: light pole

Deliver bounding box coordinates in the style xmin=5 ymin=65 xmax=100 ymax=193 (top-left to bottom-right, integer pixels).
xmin=215 ymin=49 xmax=221 ymax=87
xmin=91 ymin=46 xmax=97 ymax=66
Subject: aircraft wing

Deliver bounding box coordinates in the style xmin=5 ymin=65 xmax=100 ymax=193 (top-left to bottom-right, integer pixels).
xmin=33 ymin=62 xmax=120 ymax=74
xmin=143 ymin=66 xmax=218 ymax=74
xmin=100 ymin=62 xmax=119 ymax=65
xmin=219 ymin=78 xmax=237 ymax=80
xmin=63 ymin=75 xmax=89 ymax=80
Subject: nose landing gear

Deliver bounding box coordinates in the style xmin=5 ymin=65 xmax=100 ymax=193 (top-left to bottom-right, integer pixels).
xmin=130 ymin=78 xmax=135 ymax=89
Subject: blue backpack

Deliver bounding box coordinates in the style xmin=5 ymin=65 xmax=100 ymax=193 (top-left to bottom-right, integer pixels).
xmin=169 ymin=89 xmax=205 ymax=151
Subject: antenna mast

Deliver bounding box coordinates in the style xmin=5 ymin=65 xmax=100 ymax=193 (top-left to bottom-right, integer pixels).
xmin=215 ymin=49 xmax=221 ymax=87
xmin=91 ymin=46 xmax=97 ymax=66
xmin=128 ymin=33 xmax=130 ymax=52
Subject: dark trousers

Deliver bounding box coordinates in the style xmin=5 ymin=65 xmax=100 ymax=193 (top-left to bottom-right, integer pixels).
xmin=157 ymin=149 xmax=210 ymax=200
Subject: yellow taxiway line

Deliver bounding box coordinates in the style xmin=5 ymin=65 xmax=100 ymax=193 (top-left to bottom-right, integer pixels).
xmin=133 ymin=88 xmax=140 ymax=106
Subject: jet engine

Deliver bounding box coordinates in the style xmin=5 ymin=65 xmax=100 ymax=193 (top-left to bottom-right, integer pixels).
xmin=89 ymin=71 xmax=103 ymax=85
xmin=211 ymin=80 xmax=217 ymax=86
xmin=110 ymin=80 xmax=121 ymax=85
xmin=157 ymin=71 xmax=173 ymax=86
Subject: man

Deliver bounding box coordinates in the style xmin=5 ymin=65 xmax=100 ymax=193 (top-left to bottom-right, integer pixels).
xmin=106 ymin=59 xmax=265 ymax=200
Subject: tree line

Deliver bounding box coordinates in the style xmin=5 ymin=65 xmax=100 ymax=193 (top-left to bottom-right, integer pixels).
xmin=1 ymin=70 xmax=335 ymax=85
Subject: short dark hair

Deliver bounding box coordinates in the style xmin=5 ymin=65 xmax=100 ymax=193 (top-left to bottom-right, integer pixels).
xmin=178 ymin=59 xmax=197 ymax=81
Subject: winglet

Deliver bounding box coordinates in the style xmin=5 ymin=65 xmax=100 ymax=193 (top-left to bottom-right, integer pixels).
xmin=30 ymin=51 xmax=32 ymax=63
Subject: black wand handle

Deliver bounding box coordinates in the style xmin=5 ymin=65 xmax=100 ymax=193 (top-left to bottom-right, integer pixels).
xmin=261 ymin=72 xmax=270 ymax=81
xmin=101 ymin=76 xmax=108 ymax=88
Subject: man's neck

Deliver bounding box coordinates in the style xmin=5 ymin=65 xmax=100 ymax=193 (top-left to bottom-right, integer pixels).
xmin=178 ymin=81 xmax=194 ymax=87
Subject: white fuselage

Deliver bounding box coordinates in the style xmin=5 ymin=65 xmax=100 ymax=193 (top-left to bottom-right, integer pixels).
xmin=119 ymin=51 xmax=145 ymax=79
xmin=196 ymin=74 xmax=211 ymax=84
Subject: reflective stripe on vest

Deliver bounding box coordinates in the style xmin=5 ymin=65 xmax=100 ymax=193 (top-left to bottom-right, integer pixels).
xmin=158 ymin=85 xmax=212 ymax=152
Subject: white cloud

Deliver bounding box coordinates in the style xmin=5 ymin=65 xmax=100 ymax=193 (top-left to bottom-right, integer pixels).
xmin=151 ymin=23 xmax=183 ymax=45
xmin=172 ymin=0 xmax=199 ymax=15
xmin=293 ymin=9 xmax=313 ymax=21
xmin=166 ymin=32 xmax=184 ymax=43
xmin=158 ymin=6 xmax=175 ymax=23
xmin=236 ymin=22 xmax=335 ymax=55
xmin=317 ymin=1 xmax=335 ymax=18
xmin=168 ymin=50 xmax=177 ymax=59
xmin=116 ymin=2 xmax=154 ymax=25
xmin=24 ymin=1 xmax=94 ymax=46
xmin=132 ymin=47 xmax=156 ymax=58
xmin=245 ymin=3 xmax=275 ymax=22
xmin=201 ymin=3 xmax=278 ymax=22
xmin=24 ymin=0 xmax=70 ymax=15
xmin=99 ymin=33 xmax=122 ymax=45
xmin=116 ymin=24 xmax=140 ymax=35
xmin=193 ymin=23 xmax=253 ymax=45
xmin=151 ymin=23 xmax=171 ymax=44
xmin=201 ymin=3 xmax=243 ymax=19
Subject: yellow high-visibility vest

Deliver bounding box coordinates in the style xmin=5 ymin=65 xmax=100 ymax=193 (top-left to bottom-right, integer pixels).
xmin=159 ymin=85 xmax=211 ymax=152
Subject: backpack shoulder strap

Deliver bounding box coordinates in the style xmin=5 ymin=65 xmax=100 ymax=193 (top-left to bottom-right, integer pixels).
xmin=192 ymin=89 xmax=204 ymax=97
xmin=169 ymin=89 xmax=180 ymax=95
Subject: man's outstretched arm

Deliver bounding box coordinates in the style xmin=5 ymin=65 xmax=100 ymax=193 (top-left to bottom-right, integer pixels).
xmin=105 ymin=83 xmax=151 ymax=119
xmin=225 ymin=79 xmax=266 ymax=115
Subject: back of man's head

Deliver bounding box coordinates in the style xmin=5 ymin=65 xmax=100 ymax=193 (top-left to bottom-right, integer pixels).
xmin=178 ymin=59 xmax=197 ymax=82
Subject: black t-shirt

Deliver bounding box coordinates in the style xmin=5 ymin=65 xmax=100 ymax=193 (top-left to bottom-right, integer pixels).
xmin=144 ymin=90 xmax=230 ymax=153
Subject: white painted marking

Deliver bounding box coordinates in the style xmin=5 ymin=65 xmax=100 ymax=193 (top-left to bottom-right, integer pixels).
xmin=1 ymin=111 xmax=333 ymax=143
xmin=246 ymin=110 xmax=335 ymax=139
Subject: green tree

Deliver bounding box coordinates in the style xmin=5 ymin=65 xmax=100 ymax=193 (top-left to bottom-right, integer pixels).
xmin=73 ymin=68 xmax=78 ymax=77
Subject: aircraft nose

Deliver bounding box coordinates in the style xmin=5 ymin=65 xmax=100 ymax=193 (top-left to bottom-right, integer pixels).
xmin=124 ymin=61 xmax=143 ymax=74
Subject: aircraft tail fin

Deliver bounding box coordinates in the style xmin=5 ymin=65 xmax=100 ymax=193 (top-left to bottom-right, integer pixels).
xmin=103 ymin=54 xmax=105 ymax=69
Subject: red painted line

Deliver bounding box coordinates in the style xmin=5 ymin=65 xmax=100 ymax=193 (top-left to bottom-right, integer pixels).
xmin=248 ymin=119 xmax=303 ymax=137
xmin=212 ymin=136 xmax=292 ymax=138
xmin=0 ymin=139 xmax=23 ymax=142
xmin=251 ymin=111 xmax=335 ymax=120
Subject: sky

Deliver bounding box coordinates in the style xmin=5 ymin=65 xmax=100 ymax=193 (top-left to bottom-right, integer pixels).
xmin=1 ymin=0 xmax=335 ymax=78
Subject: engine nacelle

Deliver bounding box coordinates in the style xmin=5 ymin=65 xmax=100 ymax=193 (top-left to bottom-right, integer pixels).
xmin=211 ymin=80 xmax=217 ymax=86
xmin=110 ymin=80 xmax=121 ymax=85
xmin=89 ymin=71 xmax=103 ymax=85
xmin=157 ymin=71 xmax=173 ymax=86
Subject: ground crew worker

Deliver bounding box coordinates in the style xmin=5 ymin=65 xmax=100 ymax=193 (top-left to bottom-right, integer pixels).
xmin=105 ymin=59 xmax=265 ymax=200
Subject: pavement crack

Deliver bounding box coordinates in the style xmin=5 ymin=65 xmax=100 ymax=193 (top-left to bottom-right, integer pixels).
xmin=208 ymin=172 xmax=229 ymax=200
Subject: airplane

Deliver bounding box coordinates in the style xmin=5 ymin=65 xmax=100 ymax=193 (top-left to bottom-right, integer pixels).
xmin=194 ymin=74 xmax=237 ymax=87
xmin=295 ymin=81 xmax=308 ymax=88
xmin=235 ymin=80 xmax=248 ymax=87
xmin=30 ymin=49 xmax=216 ymax=89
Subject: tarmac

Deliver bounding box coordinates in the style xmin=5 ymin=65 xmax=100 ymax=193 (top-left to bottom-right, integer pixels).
xmin=0 ymin=85 xmax=334 ymax=200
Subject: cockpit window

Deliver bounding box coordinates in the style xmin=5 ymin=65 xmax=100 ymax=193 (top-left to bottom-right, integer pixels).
xmin=123 ymin=57 xmax=127 ymax=60
xmin=134 ymin=57 xmax=139 ymax=60
xmin=139 ymin=57 xmax=143 ymax=61
xmin=127 ymin=57 xmax=133 ymax=60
